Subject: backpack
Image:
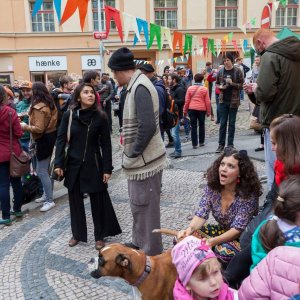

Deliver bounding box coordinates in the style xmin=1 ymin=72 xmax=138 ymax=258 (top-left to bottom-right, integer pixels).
xmin=161 ymin=93 xmax=179 ymax=130
xmin=22 ymin=174 xmax=41 ymax=204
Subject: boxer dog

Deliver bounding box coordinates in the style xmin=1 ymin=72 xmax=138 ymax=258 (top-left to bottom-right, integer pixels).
xmin=89 ymin=243 xmax=177 ymax=300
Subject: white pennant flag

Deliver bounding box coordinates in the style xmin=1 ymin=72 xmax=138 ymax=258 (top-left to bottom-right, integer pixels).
xmin=273 ymin=0 xmax=280 ymax=10
xmin=239 ymin=39 xmax=245 ymax=53
xmin=122 ymin=12 xmax=141 ymax=43
xmin=161 ymin=27 xmax=173 ymax=51
xmin=239 ymin=24 xmax=247 ymax=35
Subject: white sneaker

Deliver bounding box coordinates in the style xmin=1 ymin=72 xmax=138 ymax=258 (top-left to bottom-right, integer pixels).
xmin=35 ymin=195 xmax=45 ymax=203
xmin=40 ymin=202 xmax=55 ymax=212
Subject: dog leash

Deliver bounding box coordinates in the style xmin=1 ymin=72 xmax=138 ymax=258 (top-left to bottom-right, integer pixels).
xmin=132 ymin=256 xmax=151 ymax=286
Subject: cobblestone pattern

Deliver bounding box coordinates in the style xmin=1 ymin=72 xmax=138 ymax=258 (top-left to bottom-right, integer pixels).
xmin=0 ymin=98 xmax=263 ymax=299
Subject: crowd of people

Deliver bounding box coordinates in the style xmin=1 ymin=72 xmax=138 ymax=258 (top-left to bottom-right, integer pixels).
xmin=0 ymin=28 xmax=300 ymax=299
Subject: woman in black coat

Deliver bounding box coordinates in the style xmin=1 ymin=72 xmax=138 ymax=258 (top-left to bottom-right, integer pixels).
xmin=54 ymin=83 xmax=121 ymax=249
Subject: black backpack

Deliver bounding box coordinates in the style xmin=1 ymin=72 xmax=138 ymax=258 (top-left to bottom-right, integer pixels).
xmin=161 ymin=93 xmax=179 ymax=130
xmin=22 ymin=174 xmax=41 ymax=204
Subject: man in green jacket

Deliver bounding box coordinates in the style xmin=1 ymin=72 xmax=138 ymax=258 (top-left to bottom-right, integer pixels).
xmin=247 ymin=29 xmax=300 ymax=190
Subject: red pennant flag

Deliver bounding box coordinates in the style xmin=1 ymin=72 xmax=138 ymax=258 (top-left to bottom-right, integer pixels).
xmin=202 ymin=38 xmax=208 ymax=57
xmin=104 ymin=6 xmax=124 ymax=42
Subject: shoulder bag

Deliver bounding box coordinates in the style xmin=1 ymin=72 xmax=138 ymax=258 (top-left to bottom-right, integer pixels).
xmin=9 ymin=112 xmax=31 ymax=177
xmin=49 ymin=110 xmax=72 ymax=181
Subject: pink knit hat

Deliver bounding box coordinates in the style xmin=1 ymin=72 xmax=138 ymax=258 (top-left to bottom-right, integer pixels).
xmin=171 ymin=236 xmax=216 ymax=286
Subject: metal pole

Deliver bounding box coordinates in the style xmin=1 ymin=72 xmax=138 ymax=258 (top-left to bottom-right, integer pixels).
xmin=98 ymin=0 xmax=105 ymax=73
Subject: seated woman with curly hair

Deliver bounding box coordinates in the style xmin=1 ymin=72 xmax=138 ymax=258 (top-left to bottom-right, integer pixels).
xmin=178 ymin=147 xmax=262 ymax=264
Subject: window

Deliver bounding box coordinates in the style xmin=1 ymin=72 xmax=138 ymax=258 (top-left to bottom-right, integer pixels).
xmin=215 ymin=0 xmax=238 ymax=28
xmin=276 ymin=0 xmax=298 ymax=27
xmin=30 ymin=1 xmax=55 ymax=32
xmin=154 ymin=0 xmax=177 ymax=28
xmin=92 ymin=0 xmax=116 ymax=31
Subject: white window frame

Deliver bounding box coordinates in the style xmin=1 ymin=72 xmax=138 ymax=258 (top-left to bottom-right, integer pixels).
xmin=215 ymin=0 xmax=238 ymax=29
xmin=30 ymin=1 xmax=55 ymax=32
xmin=154 ymin=0 xmax=178 ymax=29
xmin=275 ymin=0 xmax=298 ymax=27
xmin=92 ymin=0 xmax=116 ymax=31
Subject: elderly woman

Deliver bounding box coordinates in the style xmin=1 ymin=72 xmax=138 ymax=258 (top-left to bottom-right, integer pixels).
xmin=178 ymin=147 xmax=262 ymax=263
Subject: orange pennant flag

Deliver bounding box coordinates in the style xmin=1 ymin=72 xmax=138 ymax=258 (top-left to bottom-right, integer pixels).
xmin=60 ymin=0 xmax=89 ymax=31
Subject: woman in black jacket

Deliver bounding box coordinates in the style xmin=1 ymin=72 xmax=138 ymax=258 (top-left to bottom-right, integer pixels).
xmin=54 ymin=83 xmax=121 ymax=249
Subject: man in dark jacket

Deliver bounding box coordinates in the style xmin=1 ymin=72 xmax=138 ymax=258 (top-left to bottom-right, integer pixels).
xmin=250 ymin=29 xmax=300 ymax=190
xmin=168 ymin=74 xmax=186 ymax=158
xmin=98 ymin=73 xmax=114 ymax=132
xmin=138 ymin=64 xmax=166 ymax=139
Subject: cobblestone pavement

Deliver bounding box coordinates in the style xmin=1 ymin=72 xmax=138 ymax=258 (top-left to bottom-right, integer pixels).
xmin=0 ymin=98 xmax=265 ymax=299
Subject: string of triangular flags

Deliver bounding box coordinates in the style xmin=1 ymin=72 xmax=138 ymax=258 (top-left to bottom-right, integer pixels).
xmin=32 ymin=0 xmax=299 ymax=57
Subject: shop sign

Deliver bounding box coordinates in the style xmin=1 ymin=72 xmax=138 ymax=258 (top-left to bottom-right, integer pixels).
xmin=93 ymin=31 xmax=107 ymax=40
xmin=29 ymin=56 xmax=67 ymax=71
xmin=81 ymin=55 xmax=101 ymax=70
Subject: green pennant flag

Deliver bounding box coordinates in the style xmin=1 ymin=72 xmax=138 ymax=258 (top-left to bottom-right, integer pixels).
xmin=148 ymin=23 xmax=162 ymax=50
xmin=184 ymin=34 xmax=193 ymax=54
xmin=208 ymin=39 xmax=216 ymax=56
xmin=228 ymin=32 xmax=233 ymax=42
xmin=251 ymin=17 xmax=256 ymax=26
xmin=280 ymin=0 xmax=287 ymax=6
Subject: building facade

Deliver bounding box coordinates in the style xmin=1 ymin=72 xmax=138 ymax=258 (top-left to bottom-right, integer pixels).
xmin=0 ymin=0 xmax=299 ymax=85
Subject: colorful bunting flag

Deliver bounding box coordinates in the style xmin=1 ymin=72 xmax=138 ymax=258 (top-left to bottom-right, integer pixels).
xmin=184 ymin=34 xmax=193 ymax=54
xmin=239 ymin=24 xmax=247 ymax=35
xmin=202 ymin=38 xmax=208 ymax=57
xmin=161 ymin=27 xmax=173 ymax=51
xmin=104 ymin=6 xmax=123 ymax=42
xmin=232 ymin=40 xmax=239 ymax=53
xmin=173 ymin=32 xmax=183 ymax=54
xmin=228 ymin=32 xmax=233 ymax=42
xmin=279 ymin=0 xmax=287 ymax=6
xmin=148 ymin=23 xmax=162 ymax=50
xmin=61 ymin=0 xmax=89 ymax=31
xmin=208 ymin=39 xmax=216 ymax=56
xmin=221 ymin=40 xmax=227 ymax=55
xmin=123 ymin=13 xmax=140 ymax=43
xmin=133 ymin=18 xmax=149 ymax=46
xmin=32 ymin=0 xmax=62 ymax=22
xmin=215 ymin=39 xmax=221 ymax=56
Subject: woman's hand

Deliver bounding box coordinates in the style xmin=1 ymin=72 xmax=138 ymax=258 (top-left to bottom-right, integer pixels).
xmin=103 ymin=173 xmax=111 ymax=184
xmin=54 ymin=168 xmax=64 ymax=177
xmin=177 ymin=226 xmax=194 ymax=240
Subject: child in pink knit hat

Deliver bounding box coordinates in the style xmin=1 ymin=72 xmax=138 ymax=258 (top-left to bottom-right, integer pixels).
xmin=171 ymin=236 xmax=237 ymax=300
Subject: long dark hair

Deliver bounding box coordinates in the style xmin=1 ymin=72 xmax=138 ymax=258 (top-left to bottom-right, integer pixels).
xmin=71 ymin=83 xmax=97 ymax=110
xmin=0 ymin=84 xmax=7 ymax=105
xmin=270 ymin=115 xmax=300 ymax=175
xmin=205 ymin=148 xmax=262 ymax=199
xmin=259 ymin=175 xmax=300 ymax=252
xmin=31 ymin=82 xmax=55 ymax=110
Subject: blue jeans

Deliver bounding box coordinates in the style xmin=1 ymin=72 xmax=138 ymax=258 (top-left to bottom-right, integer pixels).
xmin=171 ymin=122 xmax=181 ymax=154
xmin=264 ymin=128 xmax=276 ymax=190
xmin=218 ymin=102 xmax=238 ymax=146
xmin=183 ymin=117 xmax=190 ymax=136
xmin=36 ymin=156 xmax=53 ymax=203
xmin=189 ymin=110 xmax=206 ymax=146
xmin=20 ymin=139 xmax=30 ymax=153
xmin=0 ymin=162 xmax=23 ymax=219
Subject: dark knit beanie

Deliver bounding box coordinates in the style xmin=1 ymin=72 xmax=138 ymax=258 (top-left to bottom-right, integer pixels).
xmin=224 ymin=53 xmax=234 ymax=63
xmin=108 ymin=47 xmax=136 ymax=71
xmin=138 ymin=63 xmax=155 ymax=73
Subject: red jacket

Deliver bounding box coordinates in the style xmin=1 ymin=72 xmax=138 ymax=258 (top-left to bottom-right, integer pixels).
xmin=0 ymin=105 xmax=23 ymax=162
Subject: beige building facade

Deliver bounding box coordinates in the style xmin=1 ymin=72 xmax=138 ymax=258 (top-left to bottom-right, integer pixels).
xmin=0 ymin=0 xmax=299 ymax=85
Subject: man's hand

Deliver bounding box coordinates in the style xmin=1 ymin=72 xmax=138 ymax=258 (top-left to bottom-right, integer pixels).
xmin=54 ymin=168 xmax=64 ymax=177
xmin=243 ymin=83 xmax=257 ymax=94
xmin=103 ymin=101 xmax=107 ymax=107
xmin=225 ymin=78 xmax=232 ymax=85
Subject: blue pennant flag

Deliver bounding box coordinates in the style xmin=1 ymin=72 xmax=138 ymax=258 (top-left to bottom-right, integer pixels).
xmin=32 ymin=0 xmax=61 ymax=22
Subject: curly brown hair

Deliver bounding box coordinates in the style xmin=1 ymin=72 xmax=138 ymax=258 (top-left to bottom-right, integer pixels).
xmin=205 ymin=149 xmax=262 ymax=199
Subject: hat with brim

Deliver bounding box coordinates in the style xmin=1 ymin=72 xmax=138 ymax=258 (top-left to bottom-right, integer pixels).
xmin=20 ymin=81 xmax=33 ymax=89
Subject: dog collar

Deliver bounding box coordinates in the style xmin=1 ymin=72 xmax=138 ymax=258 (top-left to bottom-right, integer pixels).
xmin=132 ymin=256 xmax=151 ymax=286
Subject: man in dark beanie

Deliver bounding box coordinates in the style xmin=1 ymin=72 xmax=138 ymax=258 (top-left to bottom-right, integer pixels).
xmin=215 ymin=54 xmax=244 ymax=153
xmin=108 ymin=47 xmax=168 ymax=256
